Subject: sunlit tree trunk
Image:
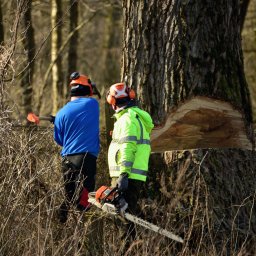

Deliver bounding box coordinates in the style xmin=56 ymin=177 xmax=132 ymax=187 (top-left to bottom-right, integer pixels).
xmin=67 ymin=0 xmax=78 ymax=95
xmin=20 ymin=0 xmax=35 ymax=117
xmin=122 ymin=0 xmax=256 ymax=253
xmin=51 ymin=0 xmax=62 ymax=114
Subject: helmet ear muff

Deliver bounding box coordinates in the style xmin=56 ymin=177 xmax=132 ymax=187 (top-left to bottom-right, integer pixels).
xmin=106 ymin=91 xmax=116 ymax=105
xmin=106 ymin=84 xmax=136 ymax=105
xmin=127 ymin=88 xmax=136 ymax=99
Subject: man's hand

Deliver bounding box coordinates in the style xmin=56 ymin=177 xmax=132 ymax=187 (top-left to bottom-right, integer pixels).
xmin=117 ymin=172 xmax=129 ymax=192
xmin=115 ymin=197 xmax=128 ymax=215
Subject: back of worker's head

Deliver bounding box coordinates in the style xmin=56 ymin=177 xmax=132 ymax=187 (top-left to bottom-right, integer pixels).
xmin=106 ymin=82 xmax=136 ymax=109
xmin=69 ymin=72 xmax=93 ymax=97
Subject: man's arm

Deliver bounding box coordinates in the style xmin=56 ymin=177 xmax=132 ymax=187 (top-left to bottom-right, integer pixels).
xmin=53 ymin=115 xmax=63 ymax=146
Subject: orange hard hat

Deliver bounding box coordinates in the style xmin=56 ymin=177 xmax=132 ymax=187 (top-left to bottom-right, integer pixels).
xmin=106 ymin=82 xmax=135 ymax=105
xmin=69 ymin=72 xmax=93 ymax=96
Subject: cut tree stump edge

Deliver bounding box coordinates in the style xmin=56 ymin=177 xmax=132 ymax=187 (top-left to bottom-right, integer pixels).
xmin=150 ymin=96 xmax=253 ymax=152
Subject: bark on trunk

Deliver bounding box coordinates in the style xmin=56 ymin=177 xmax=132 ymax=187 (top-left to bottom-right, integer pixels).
xmin=122 ymin=0 xmax=254 ymax=150
xmin=20 ymin=0 xmax=35 ymax=116
xmin=121 ymin=0 xmax=256 ymax=253
xmin=240 ymin=0 xmax=250 ymax=31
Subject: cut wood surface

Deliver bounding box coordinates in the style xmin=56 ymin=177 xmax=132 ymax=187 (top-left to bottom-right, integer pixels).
xmin=151 ymin=96 xmax=253 ymax=152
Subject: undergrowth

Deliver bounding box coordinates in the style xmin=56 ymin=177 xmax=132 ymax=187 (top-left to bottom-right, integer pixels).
xmin=0 ymin=117 xmax=256 ymax=255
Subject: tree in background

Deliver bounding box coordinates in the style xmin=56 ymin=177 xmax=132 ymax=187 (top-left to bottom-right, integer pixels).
xmin=67 ymin=0 xmax=78 ymax=92
xmin=20 ymin=0 xmax=35 ymax=117
xmin=103 ymin=2 xmax=122 ymax=145
xmin=51 ymin=0 xmax=62 ymax=114
xmin=121 ymin=0 xmax=256 ymax=254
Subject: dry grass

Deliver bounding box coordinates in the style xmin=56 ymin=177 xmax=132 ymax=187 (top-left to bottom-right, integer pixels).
xmin=1 ymin=116 xmax=256 ymax=256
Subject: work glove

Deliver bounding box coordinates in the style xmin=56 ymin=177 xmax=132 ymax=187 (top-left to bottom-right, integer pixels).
xmin=115 ymin=196 xmax=128 ymax=216
xmin=116 ymin=172 xmax=129 ymax=192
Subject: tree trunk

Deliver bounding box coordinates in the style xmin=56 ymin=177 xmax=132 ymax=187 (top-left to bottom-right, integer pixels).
xmin=240 ymin=0 xmax=250 ymax=31
xmin=51 ymin=0 xmax=62 ymax=115
xmin=122 ymin=0 xmax=256 ymax=254
xmin=0 ymin=1 xmax=4 ymax=44
xmin=122 ymin=0 xmax=254 ymax=151
xmin=103 ymin=4 xmax=122 ymax=146
xmin=66 ymin=0 xmax=78 ymax=98
xmin=20 ymin=0 xmax=35 ymax=117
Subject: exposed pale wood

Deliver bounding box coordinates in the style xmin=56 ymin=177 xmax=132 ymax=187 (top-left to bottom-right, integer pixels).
xmin=151 ymin=96 xmax=253 ymax=152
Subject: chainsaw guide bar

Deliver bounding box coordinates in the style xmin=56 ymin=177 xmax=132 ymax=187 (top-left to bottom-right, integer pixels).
xmin=88 ymin=192 xmax=184 ymax=243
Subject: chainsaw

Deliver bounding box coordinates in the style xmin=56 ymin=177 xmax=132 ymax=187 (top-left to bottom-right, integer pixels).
xmin=88 ymin=186 xmax=184 ymax=243
xmin=27 ymin=112 xmax=54 ymax=125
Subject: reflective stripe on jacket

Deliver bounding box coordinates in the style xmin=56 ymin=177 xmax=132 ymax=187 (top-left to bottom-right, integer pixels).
xmin=108 ymin=107 xmax=153 ymax=181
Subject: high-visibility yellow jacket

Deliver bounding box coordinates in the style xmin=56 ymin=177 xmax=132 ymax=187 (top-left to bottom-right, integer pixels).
xmin=108 ymin=106 xmax=154 ymax=182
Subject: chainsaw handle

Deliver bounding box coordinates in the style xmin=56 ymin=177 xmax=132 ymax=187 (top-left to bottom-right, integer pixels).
xmin=102 ymin=186 xmax=118 ymax=204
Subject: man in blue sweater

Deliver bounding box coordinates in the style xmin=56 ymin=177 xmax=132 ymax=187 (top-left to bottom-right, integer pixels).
xmin=54 ymin=72 xmax=100 ymax=223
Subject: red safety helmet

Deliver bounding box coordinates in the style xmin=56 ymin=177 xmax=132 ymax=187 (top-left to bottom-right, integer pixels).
xmin=69 ymin=72 xmax=93 ymax=96
xmin=106 ymin=82 xmax=135 ymax=105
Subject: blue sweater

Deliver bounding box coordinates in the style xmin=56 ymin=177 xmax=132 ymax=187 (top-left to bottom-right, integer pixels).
xmin=54 ymin=98 xmax=100 ymax=157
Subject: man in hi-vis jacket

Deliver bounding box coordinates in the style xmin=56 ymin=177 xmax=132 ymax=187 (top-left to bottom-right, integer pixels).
xmin=106 ymin=82 xmax=154 ymax=246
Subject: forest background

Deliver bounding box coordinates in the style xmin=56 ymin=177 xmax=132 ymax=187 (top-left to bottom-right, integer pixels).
xmin=0 ymin=0 xmax=256 ymax=255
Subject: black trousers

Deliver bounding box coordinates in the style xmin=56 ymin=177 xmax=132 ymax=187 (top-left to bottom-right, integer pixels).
xmin=61 ymin=153 xmax=97 ymax=208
